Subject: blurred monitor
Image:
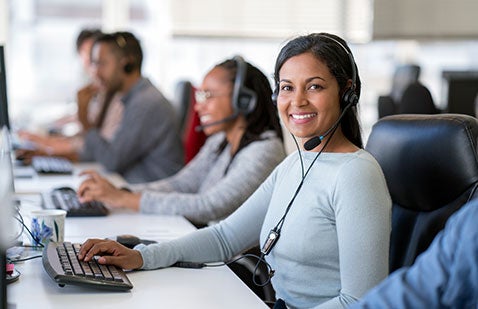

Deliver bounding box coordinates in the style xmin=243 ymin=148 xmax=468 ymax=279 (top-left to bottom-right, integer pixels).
xmin=1 ymin=245 xmax=5 ymax=309
xmin=0 ymin=127 xmax=15 ymax=309
xmin=442 ymin=71 xmax=478 ymax=116
xmin=0 ymin=46 xmax=10 ymax=130
xmin=390 ymin=64 xmax=421 ymax=103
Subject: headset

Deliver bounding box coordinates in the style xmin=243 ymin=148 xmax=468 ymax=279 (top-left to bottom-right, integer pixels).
xmin=195 ymin=56 xmax=258 ymax=132
xmin=326 ymin=34 xmax=359 ymax=108
xmin=232 ymin=55 xmax=257 ymax=115
xmin=272 ymin=33 xmax=358 ymax=108
xmin=114 ymin=33 xmax=135 ymax=74
xmin=272 ymin=34 xmax=359 ymax=151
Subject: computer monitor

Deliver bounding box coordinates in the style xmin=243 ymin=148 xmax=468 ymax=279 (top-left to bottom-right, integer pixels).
xmin=1 ymin=246 xmax=6 ymax=309
xmin=442 ymin=70 xmax=478 ymax=116
xmin=0 ymin=127 xmax=14 ymax=309
xmin=0 ymin=46 xmax=10 ymax=130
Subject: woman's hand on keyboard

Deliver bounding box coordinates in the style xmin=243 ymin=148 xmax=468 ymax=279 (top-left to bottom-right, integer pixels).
xmin=78 ymin=170 xmax=141 ymax=211
xmin=77 ymin=238 xmax=144 ymax=270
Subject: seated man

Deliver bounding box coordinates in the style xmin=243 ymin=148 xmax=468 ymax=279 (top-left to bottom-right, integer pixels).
xmin=350 ymin=199 xmax=478 ymax=308
xmin=19 ymin=31 xmax=184 ymax=184
xmin=47 ymin=28 xmax=123 ymax=138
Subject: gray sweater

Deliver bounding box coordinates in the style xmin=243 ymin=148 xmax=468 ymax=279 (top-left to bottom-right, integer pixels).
xmin=80 ymin=78 xmax=184 ymax=183
xmin=130 ymin=131 xmax=286 ymax=225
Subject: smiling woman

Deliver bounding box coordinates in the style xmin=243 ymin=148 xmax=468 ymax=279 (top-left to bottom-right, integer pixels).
xmin=277 ymin=53 xmax=345 ymax=144
xmin=193 ymin=65 xmax=238 ymax=137
xmin=274 ymin=33 xmax=362 ymax=153
xmin=76 ymin=33 xmax=391 ymax=309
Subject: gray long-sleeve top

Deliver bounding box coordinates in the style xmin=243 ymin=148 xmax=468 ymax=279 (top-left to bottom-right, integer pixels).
xmin=80 ymin=78 xmax=184 ymax=183
xmin=129 ymin=130 xmax=286 ymax=225
xmin=135 ymin=149 xmax=392 ymax=308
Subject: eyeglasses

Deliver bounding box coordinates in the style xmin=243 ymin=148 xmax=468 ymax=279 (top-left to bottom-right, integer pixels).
xmin=195 ymin=90 xmax=230 ymax=104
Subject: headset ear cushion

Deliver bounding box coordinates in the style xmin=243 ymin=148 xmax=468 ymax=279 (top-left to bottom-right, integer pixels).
xmin=124 ymin=62 xmax=134 ymax=74
xmin=271 ymin=89 xmax=278 ymax=106
xmin=236 ymin=88 xmax=257 ymax=114
xmin=342 ymin=88 xmax=359 ymax=107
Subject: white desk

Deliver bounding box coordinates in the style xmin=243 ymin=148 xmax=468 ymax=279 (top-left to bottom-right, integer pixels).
xmin=8 ymin=166 xmax=268 ymax=309
xmin=13 ymin=162 xmax=127 ymax=194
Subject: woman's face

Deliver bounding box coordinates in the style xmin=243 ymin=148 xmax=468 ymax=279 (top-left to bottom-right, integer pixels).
xmin=276 ymin=52 xmax=342 ymax=144
xmin=194 ymin=66 xmax=235 ymax=136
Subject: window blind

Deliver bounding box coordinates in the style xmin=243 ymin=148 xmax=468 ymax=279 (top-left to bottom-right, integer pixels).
xmin=373 ymin=0 xmax=478 ymax=40
xmin=170 ymin=0 xmax=372 ymax=42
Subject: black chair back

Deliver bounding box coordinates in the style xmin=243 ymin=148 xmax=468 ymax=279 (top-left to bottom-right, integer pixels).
xmin=173 ymin=80 xmax=194 ymax=135
xmin=399 ymin=82 xmax=439 ymax=114
xmin=366 ymin=114 xmax=478 ymax=272
xmin=378 ymin=64 xmax=421 ymax=118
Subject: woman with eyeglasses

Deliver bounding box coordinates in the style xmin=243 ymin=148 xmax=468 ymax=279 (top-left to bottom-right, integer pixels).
xmin=77 ymin=57 xmax=286 ymax=226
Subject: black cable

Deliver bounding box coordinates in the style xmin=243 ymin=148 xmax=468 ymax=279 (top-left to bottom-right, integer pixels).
xmin=9 ymin=204 xmax=24 ymax=243
xmin=273 ymin=126 xmax=337 ymax=238
xmin=290 ymin=133 xmax=305 ymax=178
xmin=8 ymin=254 xmax=42 ymax=263
xmin=181 ymin=253 xmax=275 ymax=287
xmin=250 ymin=253 xmax=274 ymax=287
xmin=13 ymin=211 xmax=45 ymax=249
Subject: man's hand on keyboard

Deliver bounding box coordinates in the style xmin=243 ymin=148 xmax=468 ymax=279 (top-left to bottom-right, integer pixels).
xmin=17 ymin=130 xmax=76 ymax=157
xmin=78 ymin=238 xmax=144 ymax=270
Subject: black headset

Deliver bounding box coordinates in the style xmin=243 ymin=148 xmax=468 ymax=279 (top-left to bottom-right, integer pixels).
xmin=232 ymin=56 xmax=257 ymax=115
xmin=324 ymin=34 xmax=359 ymax=108
xmin=272 ymin=34 xmax=358 ymax=108
xmin=114 ymin=33 xmax=134 ymax=74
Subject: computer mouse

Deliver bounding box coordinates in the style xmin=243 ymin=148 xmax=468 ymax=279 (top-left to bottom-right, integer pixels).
xmin=53 ymin=186 xmax=75 ymax=192
xmin=115 ymin=234 xmax=156 ymax=249
xmin=116 ymin=235 xmax=141 ymax=248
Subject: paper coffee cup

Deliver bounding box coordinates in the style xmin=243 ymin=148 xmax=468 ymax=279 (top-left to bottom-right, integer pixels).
xmin=29 ymin=209 xmax=67 ymax=247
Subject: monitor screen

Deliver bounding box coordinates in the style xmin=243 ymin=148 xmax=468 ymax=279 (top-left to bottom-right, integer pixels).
xmin=0 ymin=127 xmax=14 ymax=309
xmin=0 ymin=46 xmax=10 ymax=130
xmin=442 ymin=71 xmax=478 ymax=116
xmin=0 ymin=251 xmax=6 ymax=309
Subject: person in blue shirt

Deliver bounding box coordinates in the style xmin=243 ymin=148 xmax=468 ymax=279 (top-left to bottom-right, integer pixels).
xmin=350 ymin=199 xmax=478 ymax=309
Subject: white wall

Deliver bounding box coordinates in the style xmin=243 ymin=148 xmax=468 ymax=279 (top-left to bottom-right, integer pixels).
xmin=0 ymin=0 xmax=8 ymax=44
xmin=2 ymin=0 xmax=478 ymax=144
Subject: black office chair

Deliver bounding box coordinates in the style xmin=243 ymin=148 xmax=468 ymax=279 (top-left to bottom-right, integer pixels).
xmin=474 ymin=92 xmax=478 ymax=117
xmin=173 ymin=80 xmax=207 ymax=163
xmin=378 ymin=64 xmax=421 ymax=118
xmin=398 ymin=82 xmax=440 ymax=114
xmin=173 ymin=80 xmax=194 ymax=135
xmin=366 ymin=114 xmax=478 ymax=273
xmin=228 ymin=247 xmax=276 ymax=305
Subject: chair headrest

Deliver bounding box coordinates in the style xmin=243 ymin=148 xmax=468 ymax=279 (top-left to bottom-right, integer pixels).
xmin=398 ymin=82 xmax=438 ymax=114
xmin=366 ymin=114 xmax=478 ymax=211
